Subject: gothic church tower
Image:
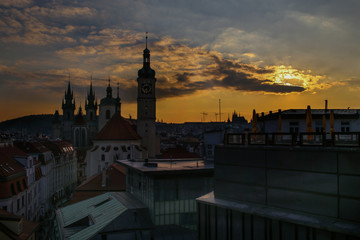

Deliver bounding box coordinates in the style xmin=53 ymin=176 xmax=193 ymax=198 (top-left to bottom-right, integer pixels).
xmin=85 ymin=78 xmax=98 ymax=139
xmin=62 ymin=80 xmax=75 ymax=140
xmin=137 ymin=34 xmax=156 ymax=158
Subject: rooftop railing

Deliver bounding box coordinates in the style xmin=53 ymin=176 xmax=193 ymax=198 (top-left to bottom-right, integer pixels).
xmin=225 ymin=132 xmax=360 ymax=147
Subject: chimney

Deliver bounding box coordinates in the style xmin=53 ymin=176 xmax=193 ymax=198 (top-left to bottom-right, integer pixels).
xmin=325 ymin=100 xmax=328 ymax=112
xmin=101 ymin=168 xmax=106 ymax=187
xmin=278 ymin=109 xmax=281 ymax=113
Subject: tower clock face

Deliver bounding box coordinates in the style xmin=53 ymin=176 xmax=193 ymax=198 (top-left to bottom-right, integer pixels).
xmin=141 ymin=83 xmax=152 ymax=94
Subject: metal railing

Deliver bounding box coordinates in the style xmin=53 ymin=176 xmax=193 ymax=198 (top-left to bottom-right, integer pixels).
xmin=224 ymin=132 xmax=360 ymax=147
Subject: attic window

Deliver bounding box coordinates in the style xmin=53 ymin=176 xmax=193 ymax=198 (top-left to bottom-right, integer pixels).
xmin=94 ymin=198 xmax=111 ymax=208
xmin=66 ymin=216 xmax=93 ymax=228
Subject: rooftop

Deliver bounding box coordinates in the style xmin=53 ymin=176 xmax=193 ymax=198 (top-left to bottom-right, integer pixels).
xmin=68 ymin=163 xmax=126 ymax=205
xmin=0 ymin=210 xmax=39 ymax=240
xmin=118 ymin=159 xmax=213 ymax=175
xmin=258 ymin=108 xmax=360 ymax=120
xmin=0 ymin=146 xmax=27 ymax=178
xmin=57 ymin=192 xmax=127 ymax=240
xmin=94 ymin=113 xmax=141 ymax=141
xmin=57 ymin=192 xmax=149 ymax=240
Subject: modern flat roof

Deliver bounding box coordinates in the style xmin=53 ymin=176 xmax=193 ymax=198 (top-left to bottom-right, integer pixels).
xmin=118 ymin=159 xmax=214 ymax=175
xmin=197 ymin=192 xmax=360 ymax=238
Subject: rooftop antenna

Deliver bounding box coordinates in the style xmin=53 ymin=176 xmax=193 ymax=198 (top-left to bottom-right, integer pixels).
xmin=146 ymin=32 xmax=148 ymax=48
xmin=215 ymin=113 xmax=219 ymax=122
xmin=219 ymin=99 xmax=223 ymax=122
xmin=200 ymin=112 xmax=208 ymax=122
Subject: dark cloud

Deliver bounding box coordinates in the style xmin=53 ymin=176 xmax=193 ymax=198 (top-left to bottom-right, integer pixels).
xmin=174 ymin=72 xmax=193 ymax=83
xmin=136 ymin=54 xmax=304 ymax=100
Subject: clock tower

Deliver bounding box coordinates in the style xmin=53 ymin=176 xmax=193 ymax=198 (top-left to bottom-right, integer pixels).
xmin=137 ymin=34 xmax=156 ymax=158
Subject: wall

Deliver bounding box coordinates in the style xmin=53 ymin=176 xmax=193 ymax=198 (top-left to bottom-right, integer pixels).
xmin=214 ymin=145 xmax=360 ymax=222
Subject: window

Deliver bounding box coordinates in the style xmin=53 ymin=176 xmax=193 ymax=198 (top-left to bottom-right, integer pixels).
xmin=15 ymin=182 xmax=21 ymax=192
xmin=67 ymin=112 xmax=70 ymax=120
xmin=106 ymin=110 xmax=111 ymax=119
xmin=316 ymin=127 xmax=323 ymax=132
xmin=22 ymin=196 xmax=24 ymax=207
xmin=341 ymin=127 xmax=350 ymax=132
xmin=2 ymin=206 xmax=7 ymax=211
xmin=101 ymin=155 xmax=105 ymax=161
xmin=290 ymin=127 xmax=299 ymax=133
xmin=90 ymin=112 xmax=93 ymax=121
xmin=22 ymin=179 xmax=27 ymax=189
xmin=11 ymin=184 xmax=16 ymax=195
xmin=341 ymin=122 xmax=350 ymax=132
xmin=17 ymin=199 xmax=20 ymax=211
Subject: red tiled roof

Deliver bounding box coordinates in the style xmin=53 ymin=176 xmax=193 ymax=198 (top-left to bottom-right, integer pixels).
xmin=94 ymin=113 xmax=141 ymax=141
xmin=42 ymin=140 xmax=74 ymax=156
xmin=67 ymin=163 xmax=126 ymax=205
xmin=0 ymin=210 xmax=39 ymax=240
xmin=14 ymin=141 xmax=50 ymax=154
xmin=75 ymin=163 xmax=126 ymax=192
xmin=0 ymin=146 xmax=27 ymax=177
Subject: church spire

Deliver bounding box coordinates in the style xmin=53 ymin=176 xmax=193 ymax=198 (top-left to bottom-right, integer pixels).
xmin=146 ymin=31 xmax=148 ymax=49
xmin=138 ymin=33 xmax=156 ymax=78
xmin=106 ymin=77 xmax=112 ymax=98
xmin=116 ymin=82 xmax=121 ymax=114
xmin=86 ymin=75 xmax=97 ymax=112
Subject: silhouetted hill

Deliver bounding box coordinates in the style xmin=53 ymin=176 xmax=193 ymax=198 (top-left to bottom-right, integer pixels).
xmin=0 ymin=114 xmax=57 ymax=135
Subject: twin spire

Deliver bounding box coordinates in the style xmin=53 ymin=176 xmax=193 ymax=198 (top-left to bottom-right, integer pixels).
xmin=64 ymin=32 xmax=150 ymax=112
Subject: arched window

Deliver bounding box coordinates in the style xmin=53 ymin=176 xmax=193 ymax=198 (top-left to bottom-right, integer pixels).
xmin=67 ymin=112 xmax=70 ymax=120
xmin=106 ymin=110 xmax=111 ymax=119
xmin=90 ymin=112 xmax=93 ymax=121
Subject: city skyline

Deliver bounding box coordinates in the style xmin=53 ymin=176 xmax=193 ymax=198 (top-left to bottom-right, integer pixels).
xmin=1 ymin=0 xmax=359 ymax=123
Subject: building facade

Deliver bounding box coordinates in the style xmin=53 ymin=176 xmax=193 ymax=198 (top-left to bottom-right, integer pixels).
xmin=0 ymin=145 xmax=41 ymax=222
xmin=197 ymin=143 xmax=360 ymax=239
xmin=120 ymin=159 xmax=214 ymax=230
xmin=86 ymin=112 xmax=145 ymax=178
xmin=257 ymin=108 xmax=360 ymax=133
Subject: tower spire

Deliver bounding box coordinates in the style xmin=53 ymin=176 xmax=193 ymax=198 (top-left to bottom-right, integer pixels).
xmin=146 ymin=32 xmax=148 ymax=49
xmin=106 ymin=77 xmax=112 ymax=98
xmin=117 ymin=82 xmax=120 ymax=99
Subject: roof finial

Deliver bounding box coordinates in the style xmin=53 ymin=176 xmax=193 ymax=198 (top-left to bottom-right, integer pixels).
xmin=117 ymin=82 xmax=120 ymax=98
xmin=108 ymin=76 xmax=110 ymax=86
xmin=146 ymin=32 xmax=148 ymax=49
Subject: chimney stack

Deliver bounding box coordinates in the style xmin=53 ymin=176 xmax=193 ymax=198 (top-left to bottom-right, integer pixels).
xmin=325 ymin=100 xmax=328 ymax=112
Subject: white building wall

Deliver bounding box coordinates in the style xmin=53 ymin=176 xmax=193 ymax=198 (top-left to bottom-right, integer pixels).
xmin=86 ymin=139 xmax=143 ymax=179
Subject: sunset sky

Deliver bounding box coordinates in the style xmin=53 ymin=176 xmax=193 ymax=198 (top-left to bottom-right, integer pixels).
xmin=0 ymin=0 xmax=359 ymax=123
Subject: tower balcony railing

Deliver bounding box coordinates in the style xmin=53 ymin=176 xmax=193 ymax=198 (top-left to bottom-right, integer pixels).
xmin=224 ymin=132 xmax=360 ymax=147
